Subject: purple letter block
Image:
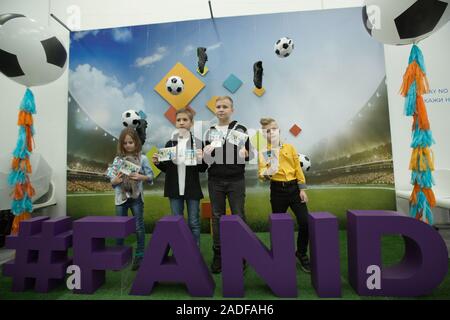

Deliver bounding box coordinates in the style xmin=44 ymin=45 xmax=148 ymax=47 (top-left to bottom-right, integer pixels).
xmin=309 ymin=212 xmax=341 ymax=297
xmin=2 ymin=216 xmax=73 ymax=293
xmin=347 ymin=210 xmax=448 ymax=296
xmin=221 ymin=214 xmax=297 ymax=297
xmin=130 ymin=216 xmax=214 ymax=297
xmin=73 ymin=216 xmax=135 ymax=294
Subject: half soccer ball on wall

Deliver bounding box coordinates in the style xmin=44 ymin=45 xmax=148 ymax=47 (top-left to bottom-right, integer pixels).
xmin=362 ymin=0 xmax=450 ymax=45
xmin=298 ymin=153 xmax=311 ymax=173
xmin=0 ymin=13 xmax=67 ymax=87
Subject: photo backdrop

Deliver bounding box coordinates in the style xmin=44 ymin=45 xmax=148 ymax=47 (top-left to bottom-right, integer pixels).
xmin=67 ymin=7 xmax=396 ymax=231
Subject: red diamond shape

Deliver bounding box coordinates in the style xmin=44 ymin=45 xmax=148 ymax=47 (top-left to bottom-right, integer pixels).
xmin=290 ymin=124 xmax=302 ymax=137
xmin=164 ymin=105 xmax=196 ymax=126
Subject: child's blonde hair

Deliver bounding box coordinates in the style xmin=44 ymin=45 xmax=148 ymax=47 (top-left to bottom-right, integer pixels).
xmin=117 ymin=127 xmax=142 ymax=156
xmin=216 ymin=96 xmax=234 ymax=107
xmin=175 ymin=108 xmax=194 ymax=122
xmin=260 ymin=117 xmax=276 ymax=127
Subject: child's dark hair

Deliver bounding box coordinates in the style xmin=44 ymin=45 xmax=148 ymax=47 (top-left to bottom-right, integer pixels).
xmin=117 ymin=127 xmax=142 ymax=156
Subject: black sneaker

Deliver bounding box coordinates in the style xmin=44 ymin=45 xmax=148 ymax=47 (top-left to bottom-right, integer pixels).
xmin=296 ymin=252 xmax=311 ymax=273
xmin=211 ymin=251 xmax=221 ymax=274
xmin=253 ymin=61 xmax=263 ymax=89
xmin=135 ymin=119 xmax=148 ymax=145
xmin=131 ymin=256 xmax=143 ymax=271
xmin=197 ymin=47 xmax=208 ymax=74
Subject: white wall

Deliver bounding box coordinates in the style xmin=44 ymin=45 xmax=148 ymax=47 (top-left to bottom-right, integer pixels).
xmin=1 ymin=0 xmax=448 ymax=218
xmin=0 ymin=0 xmax=69 ymax=217
xmin=48 ymin=0 xmax=364 ymax=31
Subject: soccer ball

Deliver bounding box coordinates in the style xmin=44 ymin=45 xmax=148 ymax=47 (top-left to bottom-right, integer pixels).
xmin=166 ymin=76 xmax=184 ymax=95
xmin=0 ymin=13 xmax=67 ymax=87
xmin=274 ymin=37 xmax=294 ymax=58
xmin=298 ymin=154 xmax=311 ymax=173
xmin=122 ymin=109 xmax=141 ymax=128
xmin=362 ymin=0 xmax=450 ymax=45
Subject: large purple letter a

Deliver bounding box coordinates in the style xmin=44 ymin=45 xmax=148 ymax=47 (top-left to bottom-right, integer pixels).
xmin=130 ymin=216 xmax=214 ymax=297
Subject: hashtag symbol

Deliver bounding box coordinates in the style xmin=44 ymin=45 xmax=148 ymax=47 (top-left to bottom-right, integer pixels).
xmin=2 ymin=216 xmax=73 ymax=292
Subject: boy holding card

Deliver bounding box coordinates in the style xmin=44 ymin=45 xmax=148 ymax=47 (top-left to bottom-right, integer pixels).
xmin=203 ymin=96 xmax=253 ymax=273
xmin=258 ymin=118 xmax=311 ymax=273
xmin=152 ymin=108 xmax=207 ymax=246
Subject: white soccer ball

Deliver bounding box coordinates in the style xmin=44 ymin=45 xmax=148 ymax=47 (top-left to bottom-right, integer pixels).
xmin=0 ymin=13 xmax=68 ymax=87
xmin=121 ymin=109 xmax=141 ymax=128
xmin=166 ymin=76 xmax=184 ymax=95
xmin=298 ymin=154 xmax=311 ymax=173
xmin=274 ymin=37 xmax=294 ymax=58
xmin=362 ymin=0 xmax=450 ymax=45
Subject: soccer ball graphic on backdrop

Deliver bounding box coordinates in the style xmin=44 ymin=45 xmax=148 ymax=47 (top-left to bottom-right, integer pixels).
xmin=298 ymin=154 xmax=311 ymax=173
xmin=0 ymin=13 xmax=67 ymax=87
xmin=122 ymin=109 xmax=141 ymax=128
xmin=274 ymin=37 xmax=294 ymax=58
xmin=166 ymin=76 xmax=184 ymax=95
xmin=362 ymin=0 xmax=450 ymax=45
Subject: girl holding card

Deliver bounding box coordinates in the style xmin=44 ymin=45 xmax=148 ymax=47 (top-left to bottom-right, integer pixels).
xmin=152 ymin=108 xmax=207 ymax=246
xmin=107 ymin=127 xmax=154 ymax=271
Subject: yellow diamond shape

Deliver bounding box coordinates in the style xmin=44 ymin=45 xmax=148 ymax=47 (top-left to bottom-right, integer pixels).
xmin=197 ymin=65 xmax=209 ymax=77
xmin=206 ymin=96 xmax=218 ymax=114
xmin=253 ymin=87 xmax=265 ymax=97
xmin=146 ymin=146 xmax=161 ymax=178
xmin=251 ymin=130 xmax=267 ymax=152
xmin=155 ymin=62 xmax=205 ymax=110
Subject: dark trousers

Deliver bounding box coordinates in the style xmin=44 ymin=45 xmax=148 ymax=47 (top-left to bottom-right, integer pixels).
xmin=270 ymin=181 xmax=309 ymax=255
xmin=208 ymin=179 xmax=246 ymax=252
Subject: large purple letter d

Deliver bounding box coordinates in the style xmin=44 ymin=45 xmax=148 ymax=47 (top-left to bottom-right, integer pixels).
xmin=347 ymin=210 xmax=448 ymax=297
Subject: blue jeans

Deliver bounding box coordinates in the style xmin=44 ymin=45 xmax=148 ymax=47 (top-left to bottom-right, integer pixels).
xmin=115 ymin=197 xmax=145 ymax=257
xmin=169 ymin=197 xmax=200 ymax=246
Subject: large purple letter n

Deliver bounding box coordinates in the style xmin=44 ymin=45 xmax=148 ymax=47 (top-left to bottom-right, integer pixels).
xmin=221 ymin=214 xmax=297 ymax=297
xmin=347 ymin=210 xmax=448 ymax=297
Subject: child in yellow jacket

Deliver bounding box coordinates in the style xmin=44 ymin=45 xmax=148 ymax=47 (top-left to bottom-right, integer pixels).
xmin=258 ymin=118 xmax=310 ymax=273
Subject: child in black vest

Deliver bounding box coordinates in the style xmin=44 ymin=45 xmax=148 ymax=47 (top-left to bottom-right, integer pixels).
xmin=152 ymin=108 xmax=207 ymax=246
xmin=203 ymin=96 xmax=254 ymax=273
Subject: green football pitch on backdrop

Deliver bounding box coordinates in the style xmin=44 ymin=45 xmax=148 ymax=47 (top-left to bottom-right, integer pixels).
xmin=67 ymin=187 xmax=397 ymax=231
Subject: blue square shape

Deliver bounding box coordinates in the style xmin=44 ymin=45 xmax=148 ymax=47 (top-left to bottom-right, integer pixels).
xmin=223 ymin=74 xmax=243 ymax=93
